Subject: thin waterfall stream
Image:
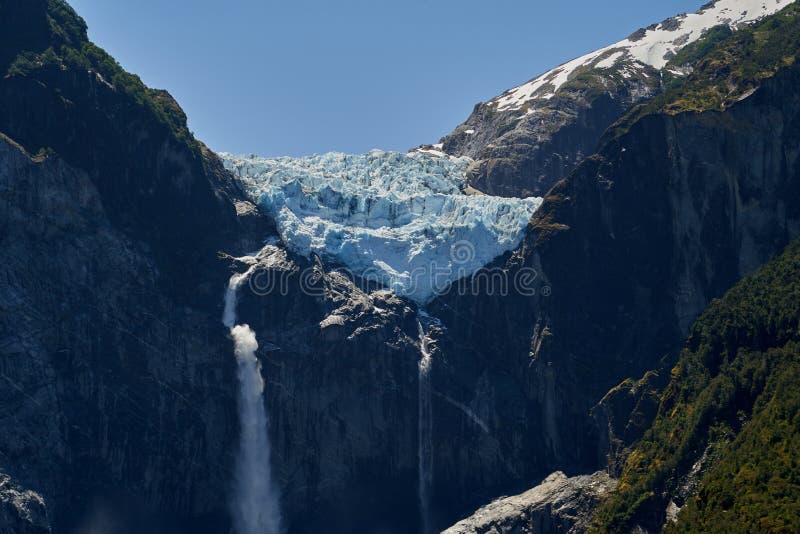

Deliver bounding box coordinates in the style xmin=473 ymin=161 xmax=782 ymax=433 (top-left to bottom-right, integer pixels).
xmin=417 ymin=313 xmax=434 ymax=534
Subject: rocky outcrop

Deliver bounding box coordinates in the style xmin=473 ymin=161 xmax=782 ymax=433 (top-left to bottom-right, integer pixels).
xmin=590 ymin=370 xmax=669 ymax=476
xmin=440 ymin=72 xmax=658 ymax=198
xmin=0 ymin=473 xmax=49 ymax=534
xmin=442 ymin=471 xmax=616 ymax=534
xmin=436 ymin=0 xmax=790 ymax=199
xmin=0 ymin=0 xmax=265 ymax=308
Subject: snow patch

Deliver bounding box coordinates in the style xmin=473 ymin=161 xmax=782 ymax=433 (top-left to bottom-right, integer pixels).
xmin=595 ymin=50 xmax=625 ymax=69
xmin=412 ymin=145 xmax=450 ymax=158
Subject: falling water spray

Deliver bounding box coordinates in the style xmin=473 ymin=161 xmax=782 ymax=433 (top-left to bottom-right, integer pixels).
xmin=223 ymin=266 xmax=282 ymax=534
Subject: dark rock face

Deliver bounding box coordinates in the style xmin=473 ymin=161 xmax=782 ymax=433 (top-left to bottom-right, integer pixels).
xmin=425 ymin=61 xmax=800 ymax=525
xmin=229 ymin=249 xmax=423 ymax=533
xmin=0 ymin=4 xmax=272 ymax=529
xmin=0 ymin=60 xmax=255 ymax=309
xmin=0 ymin=136 xmax=244 ymax=532
xmin=0 ymin=124 xmax=424 ymax=532
xmin=0 ymin=5 xmax=429 ymax=532
xmin=440 ymin=70 xmax=660 ymax=198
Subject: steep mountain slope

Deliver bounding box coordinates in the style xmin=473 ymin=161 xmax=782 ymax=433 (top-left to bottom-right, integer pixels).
xmin=0 ymin=129 xmax=238 ymax=533
xmin=592 ymin=240 xmax=800 ymax=533
xmin=0 ymin=0 xmax=262 ymax=305
xmin=433 ymin=0 xmax=792 ymax=198
xmin=0 ymin=1 xmax=269 ymax=531
xmin=427 ymin=3 xmax=800 ymax=525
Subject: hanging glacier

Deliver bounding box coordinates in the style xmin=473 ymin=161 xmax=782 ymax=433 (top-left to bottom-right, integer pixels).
xmin=220 ymin=149 xmax=542 ymax=303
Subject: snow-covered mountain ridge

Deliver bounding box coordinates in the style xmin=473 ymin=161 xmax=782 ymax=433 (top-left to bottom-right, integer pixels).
xmin=434 ymin=0 xmax=796 ymax=199
xmin=492 ymin=0 xmax=789 ymax=112
xmin=221 ymin=150 xmax=542 ymax=303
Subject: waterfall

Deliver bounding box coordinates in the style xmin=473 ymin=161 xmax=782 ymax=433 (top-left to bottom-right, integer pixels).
xmin=223 ymin=266 xmax=282 ymax=534
xmin=417 ymin=316 xmax=434 ymax=534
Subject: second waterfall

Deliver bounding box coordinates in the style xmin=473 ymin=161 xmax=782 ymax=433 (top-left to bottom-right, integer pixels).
xmin=417 ymin=316 xmax=434 ymax=534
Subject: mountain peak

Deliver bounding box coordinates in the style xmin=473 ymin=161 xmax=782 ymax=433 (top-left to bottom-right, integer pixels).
xmin=491 ymin=0 xmax=791 ymax=112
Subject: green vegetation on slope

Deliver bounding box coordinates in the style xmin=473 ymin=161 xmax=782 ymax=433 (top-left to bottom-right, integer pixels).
xmin=0 ymin=0 xmax=242 ymax=304
xmin=1 ymin=0 xmax=194 ymax=146
xmin=612 ymin=2 xmax=800 ymax=137
xmin=592 ymin=240 xmax=800 ymax=532
xmin=665 ymin=24 xmax=733 ymax=72
xmin=670 ymin=351 xmax=800 ymax=533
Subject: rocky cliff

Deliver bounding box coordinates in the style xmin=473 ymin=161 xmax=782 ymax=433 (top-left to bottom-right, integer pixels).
xmin=438 ymin=62 xmax=658 ymax=198
xmin=0 ymin=1 xmax=267 ymax=531
xmin=0 ymin=3 xmax=433 ymax=533
xmin=428 ymin=4 xmax=800 ymax=527
xmin=0 ymin=123 xmax=239 ymax=532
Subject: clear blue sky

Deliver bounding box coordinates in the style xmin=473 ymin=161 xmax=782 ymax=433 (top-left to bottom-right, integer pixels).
xmin=68 ymin=0 xmax=702 ymax=157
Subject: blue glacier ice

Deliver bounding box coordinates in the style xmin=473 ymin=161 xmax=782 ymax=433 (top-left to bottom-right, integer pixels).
xmin=220 ymin=149 xmax=542 ymax=303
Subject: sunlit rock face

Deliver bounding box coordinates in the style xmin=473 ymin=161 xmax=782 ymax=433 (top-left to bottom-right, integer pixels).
xmin=436 ymin=0 xmax=789 ymax=198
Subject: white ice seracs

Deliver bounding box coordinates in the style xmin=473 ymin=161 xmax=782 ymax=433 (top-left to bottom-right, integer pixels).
xmin=492 ymin=0 xmax=790 ymax=111
xmin=221 ymin=150 xmax=542 ymax=303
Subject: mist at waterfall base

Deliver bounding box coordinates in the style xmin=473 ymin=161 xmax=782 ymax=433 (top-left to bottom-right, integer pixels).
xmin=224 ymin=271 xmax=282 ymax=534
